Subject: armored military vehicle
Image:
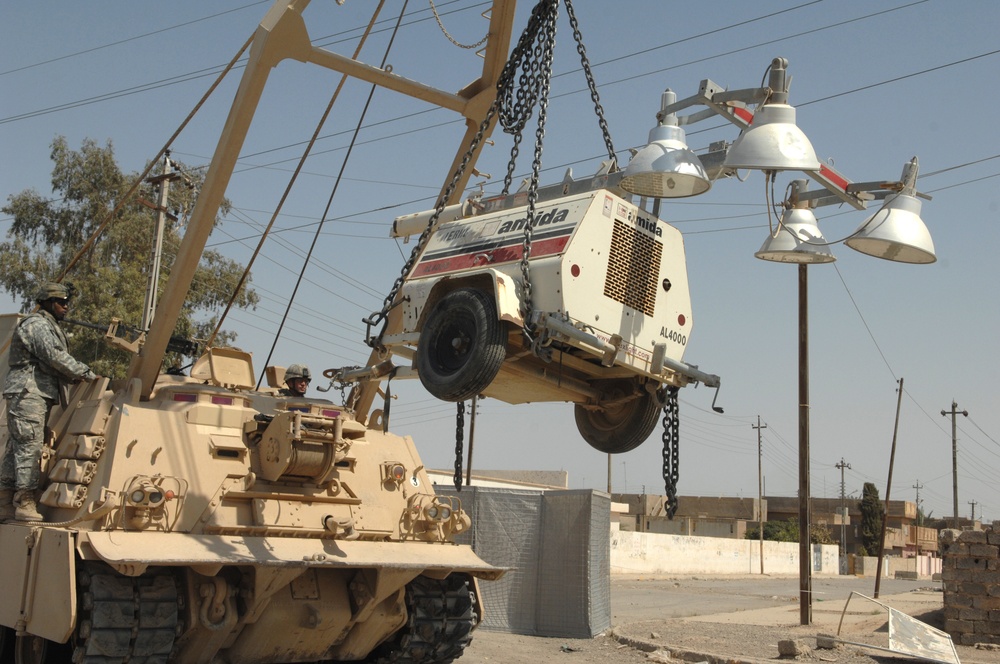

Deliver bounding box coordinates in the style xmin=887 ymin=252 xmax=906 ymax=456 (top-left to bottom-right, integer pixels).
xmin=0 ymin=345 xmax=500 ymax=663
xmin=0 ymin=0 xmax=521 ymax=661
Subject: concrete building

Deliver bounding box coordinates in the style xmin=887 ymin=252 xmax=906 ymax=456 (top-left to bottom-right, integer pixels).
xmin=766 ymin=496 xmax=938 ymax=556
xmin=612 ymin=494 xmax=761 ymax=540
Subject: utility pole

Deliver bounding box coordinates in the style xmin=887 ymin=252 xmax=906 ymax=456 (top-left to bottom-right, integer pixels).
xmin=912 ymin=480 xmax=923 ymax=524
xmin=969 ymin=501 xmax=977 ymax=522
xmin=874 ymin=377 xmax=904 ymax=599
xmin=607 ymin=454 xmax=612 ymax=494
xmin=465 ymin=395 xmax=477 ymax=486
xmin=752 ymin=416 xmax=767 ymax=575
xmin=941 ymin=401 xmax=968 ymax=529
xmin=836 ymin=458 xmax=851 ymax=568
xmin=141 ymin=152 xmax=183 ymax=332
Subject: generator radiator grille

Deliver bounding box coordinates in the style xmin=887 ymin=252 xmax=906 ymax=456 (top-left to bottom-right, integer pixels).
xmin=603 ymin=220 xmax=661 ymax=316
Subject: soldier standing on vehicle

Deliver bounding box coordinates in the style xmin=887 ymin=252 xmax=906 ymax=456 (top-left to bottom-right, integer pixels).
xmin=0 ymin=282 xmax=98 ymax=522
xmin=279 ymin=364 xmax=311 ymax=398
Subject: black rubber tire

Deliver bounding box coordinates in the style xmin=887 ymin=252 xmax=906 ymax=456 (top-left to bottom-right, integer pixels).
xmin=416 ymin=288 xmax=506 ymax=402
xmin=14 ymin=633 xmax=47 ymax=664
xmin=574 ymin=380 xmax=661 ymax=454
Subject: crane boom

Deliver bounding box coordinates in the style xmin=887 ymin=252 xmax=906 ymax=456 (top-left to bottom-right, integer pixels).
xmin=126 ymin=0 xmax=518 ymax=400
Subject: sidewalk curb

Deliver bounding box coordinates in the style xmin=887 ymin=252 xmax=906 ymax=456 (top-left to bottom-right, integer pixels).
xmin=610 ymin=626 xmax=775 ymax=664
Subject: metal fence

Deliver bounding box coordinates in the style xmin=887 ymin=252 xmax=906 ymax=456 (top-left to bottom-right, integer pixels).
xmin=439 ymin=486 xmax=610 ymax=638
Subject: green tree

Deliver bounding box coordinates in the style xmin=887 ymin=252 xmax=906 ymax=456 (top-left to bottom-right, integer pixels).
xmin=858 ymin=482 xmax=884 ymax=555
xmin=745 ymin=518 xmax=834 ymax=545
xmin=0 ymin=136 xmax=258 ymax=377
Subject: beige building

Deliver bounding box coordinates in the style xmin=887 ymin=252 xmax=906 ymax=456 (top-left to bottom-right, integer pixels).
xmin=765 ymin=496 xmax=938 ymax=556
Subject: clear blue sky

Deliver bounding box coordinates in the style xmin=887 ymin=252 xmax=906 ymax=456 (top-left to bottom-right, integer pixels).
xmin=2 ymin=0 xmax=998 ymax=523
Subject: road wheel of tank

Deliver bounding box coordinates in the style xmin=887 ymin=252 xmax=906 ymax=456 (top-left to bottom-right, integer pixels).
xmin=72 ymin=563 xmax=180 ymax=664
xmin=370 ymin=574 xmax=477 ymax=663
xmin=417 ymin=288 xmax=506 ymax=402
xmin=574 ymin=379 xmax=660 ymax=454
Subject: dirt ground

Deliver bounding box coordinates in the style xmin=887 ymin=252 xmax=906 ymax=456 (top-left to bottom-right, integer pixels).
xmin=457 ymin=575 xmax=1000 ymax=664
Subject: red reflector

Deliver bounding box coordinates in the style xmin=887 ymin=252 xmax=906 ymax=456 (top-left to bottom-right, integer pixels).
xmin=172 ymin=393 xmax=197 ymax=403
xmin=734 ymin=107 xmax=754 ymax=124
xmin=571 ymin=264 xmax=580 ymax=277
xmin=211 ymin=396 xmax=234 ymax=405
xmin=677 ymin=314 xmax=686 ymax=326
xmin=322 ymin=409 xmax=341 ymax=418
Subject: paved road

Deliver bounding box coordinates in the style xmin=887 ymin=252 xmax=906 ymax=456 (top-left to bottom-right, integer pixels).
xmin=459 ymin=574 xmax=946 ymax=664
xmin=610 ymin=573 xmax=932 ymax=622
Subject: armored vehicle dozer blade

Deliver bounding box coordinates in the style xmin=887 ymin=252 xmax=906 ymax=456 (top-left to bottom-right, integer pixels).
xmin=0 ymin=343 xmax=501 ymax=663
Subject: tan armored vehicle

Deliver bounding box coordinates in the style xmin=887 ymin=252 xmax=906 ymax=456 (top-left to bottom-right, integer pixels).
xmin=0 ymin=346 xmax=500 ymax=663
xmin=0 ymin=0 xmax=524 ymax=661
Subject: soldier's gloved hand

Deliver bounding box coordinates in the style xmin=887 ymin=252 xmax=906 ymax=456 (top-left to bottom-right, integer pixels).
xmin=83 ymin=370 xmax=99 ymax=383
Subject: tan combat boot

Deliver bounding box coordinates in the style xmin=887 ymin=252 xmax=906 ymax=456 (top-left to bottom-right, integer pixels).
xmin=13 ymin=489 xmax=43 ymax=522
xmin=0 ymin=489 xmax=14 ymax=521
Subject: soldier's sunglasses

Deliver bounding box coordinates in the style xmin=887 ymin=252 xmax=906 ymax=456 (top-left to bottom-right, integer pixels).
xmin=52 ymin=298 xmax=69 ymax=306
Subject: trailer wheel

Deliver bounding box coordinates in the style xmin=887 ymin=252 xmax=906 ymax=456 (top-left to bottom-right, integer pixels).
xmin=575 ymin=380 xmax=660 ymax=454
xmin=417 ymin=288 xmax=506 ymax=402
xmin=14 ymin=633 xmax=47 ymax=664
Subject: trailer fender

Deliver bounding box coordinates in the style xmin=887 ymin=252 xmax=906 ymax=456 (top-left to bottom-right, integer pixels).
xmin=405 ymin=270 xmax=524 ymax=332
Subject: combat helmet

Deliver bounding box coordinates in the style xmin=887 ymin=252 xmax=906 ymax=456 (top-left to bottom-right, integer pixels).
xmin=285 ymin=364 xmax=311 ymax=382
xmin=35 ymin=281 xmax=71 ymax=303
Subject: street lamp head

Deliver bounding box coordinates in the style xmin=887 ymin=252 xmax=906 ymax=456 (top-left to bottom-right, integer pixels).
xmin=845 ymin=158 xmax=936 ymax=264
xmin=723 ymin=103 xmax=821 ymax=173
xmin=756 ymin=180 xmax=835 ymax=264
xmin=621 ymin=90 xmax=711 ymax=198
xmin=723 ymin=59 xmax=819 ymax=173
xmin=755 ymin=207 xmax=836 ymax=264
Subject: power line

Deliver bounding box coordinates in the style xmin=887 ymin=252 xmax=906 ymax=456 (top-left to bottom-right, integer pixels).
xmin=0 ymin=1 xmax=270 ymax=77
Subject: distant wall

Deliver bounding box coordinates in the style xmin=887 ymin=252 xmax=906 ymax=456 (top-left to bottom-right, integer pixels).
xmin=850 ymin=554 xmax=941 ymax=578
xmin=610 ymin=529 xmax=838 ymax=575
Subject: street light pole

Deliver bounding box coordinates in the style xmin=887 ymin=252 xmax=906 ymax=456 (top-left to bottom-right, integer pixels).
xmin=753 ymin=416 xmax=767 ymax=575
xmin=617 ymin=54 xmax=936 ymax=630
xmin=798 ymin=264 xmax=811 ymax=626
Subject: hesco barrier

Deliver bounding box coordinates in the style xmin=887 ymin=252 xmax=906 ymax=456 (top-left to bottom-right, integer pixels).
xmin=438 ymin=487 xmax=610 ymax=638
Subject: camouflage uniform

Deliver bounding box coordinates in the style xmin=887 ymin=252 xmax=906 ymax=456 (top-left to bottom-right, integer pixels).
xmin=1 ymin=309 xmax=95 ymax=491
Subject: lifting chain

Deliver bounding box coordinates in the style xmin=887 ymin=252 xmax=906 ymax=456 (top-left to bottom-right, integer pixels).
xmin=564 ymin=0 xmax=617 ymax=165
xmin=454 ymin=401 xmax=465 ymax=491
xmin=661 ymin=386 xmax=680 ymax=519
xmin=366 ymin=0 xmax=617 ymax=356
xmin=429 ymin=0 xmax=490 ymax=50
xmin=499 ymin=0 xmax=559 ymax=341
xmin=365 ymin=2 xmax=557 ymax=351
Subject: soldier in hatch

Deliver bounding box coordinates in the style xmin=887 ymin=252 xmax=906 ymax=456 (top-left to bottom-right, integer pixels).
xmin=279 ymin=363 xmax=311 ymax=398
xmin=0 ymin=282 xmax=98 ymax=522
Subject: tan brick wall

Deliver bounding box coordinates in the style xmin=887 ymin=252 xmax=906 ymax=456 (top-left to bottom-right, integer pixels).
xmin=940 ymin=528 xmax=1000 ymax=646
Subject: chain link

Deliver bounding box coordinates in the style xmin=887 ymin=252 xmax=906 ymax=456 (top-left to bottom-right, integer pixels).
xmin=429 ymin=0 xmax=490 ymax=50
xmin=661 ymin=386 xmax=680 ymax=519
xmin=454 ymin=401 xmax=465 ymax=491
xmin=494 ymin=0 xmax=559 ymax=338
xmin=564 ymin=0 xmax=616 ymax=164
xmin=365 ymin=5 xmax=561 ymax=352
xmin=366 ymin=101 xmax=500 ymax=350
